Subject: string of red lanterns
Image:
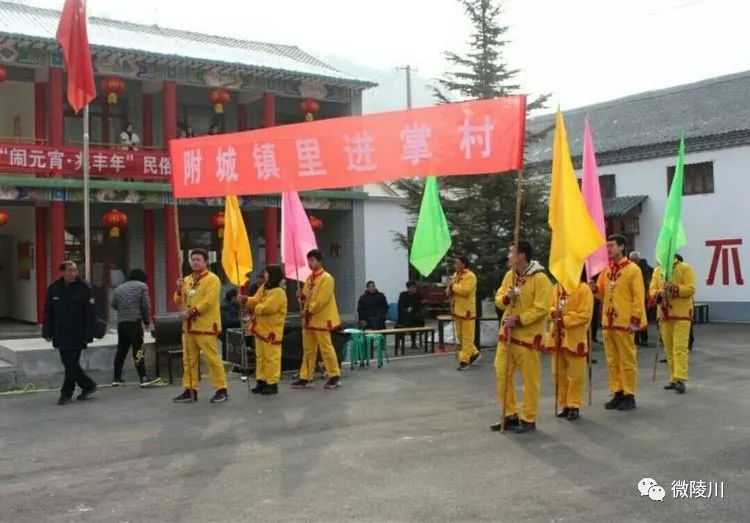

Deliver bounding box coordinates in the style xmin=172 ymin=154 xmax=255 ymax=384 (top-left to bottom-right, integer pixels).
xmin=0 ymin=209 xmax=9 ymax=228
xmin=300 ymin=98 xmax=320 ymax=121
xmin=103 ymin=209 xmax=128 ymax=238
xmin=101 ymin=77 xmax=125 ymax=105
xmin=209 ymin=89 xmax=231 ymax=114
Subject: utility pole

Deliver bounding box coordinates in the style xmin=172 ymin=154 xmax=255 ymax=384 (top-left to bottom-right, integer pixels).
xmin=396 ymin=65 xmax=415 ymax=109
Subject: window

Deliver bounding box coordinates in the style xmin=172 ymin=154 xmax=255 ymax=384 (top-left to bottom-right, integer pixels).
xmin=599 ymin=174 xmax=616 ymax=199
xmin=667 ymin=161 xmax=714 ymax=195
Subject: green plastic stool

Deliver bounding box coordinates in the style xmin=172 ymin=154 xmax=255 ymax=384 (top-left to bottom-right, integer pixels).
xmin=343 ymin=329 xmax=366 ymax=370
xmin=365 ymin=333 xmax=389 ymax=368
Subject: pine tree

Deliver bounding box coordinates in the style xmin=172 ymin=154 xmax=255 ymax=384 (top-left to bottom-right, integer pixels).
xmin=395 ymin=0 xmax=551 ymax=300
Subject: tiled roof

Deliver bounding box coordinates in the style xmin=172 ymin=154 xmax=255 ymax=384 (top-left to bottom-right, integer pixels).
xmin=0 ymin=1 xmax=375 ymax=88
xmin=604 ymin=195 xmax=647 ymax=219
xmin=527 ymin=70 xmax=750 ymax=166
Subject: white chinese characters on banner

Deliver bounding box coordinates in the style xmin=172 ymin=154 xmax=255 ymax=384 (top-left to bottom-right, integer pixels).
xmin=401 ymin=123 xmax=432 ymax=166
xmin=296 ymin=139 xmax=327 ymax=177
xmin=29 ymin=150 xmax=47 ymax=168
xmin=459 ymin=115 xmax=495 ymax=159
xmin=10 ymin=148 xmax=27 ymax=167
xmin=144 ymin=156 xmax=158 ymax=175
xmin=48 ymin=150 xmax=64 ymax=170
xmin=215 ymin=147 xmax=238 ymax=183
xmin=159 ymin=157 xmax=171 ymax=176
xmin=110 ymin=154 xmax=126 ymax=173
xmin=184 ymin=149 xmax=202 ymax=185
xmin=253 ymin=143 xmax=280 ymax=181
xmin=343 ymin=131 xmax=377 ymax=172
xmin=92 ymin=153 xmax=109 ymax=172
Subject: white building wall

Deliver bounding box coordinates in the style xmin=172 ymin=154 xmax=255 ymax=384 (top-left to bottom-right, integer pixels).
xmin=576 ymin=145 xmax=749 ymax=321
xmin=362 ymin=198 xmax=409 ymax=308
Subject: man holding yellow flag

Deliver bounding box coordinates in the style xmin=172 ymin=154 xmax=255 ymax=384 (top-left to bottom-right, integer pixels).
xmin=546 ymin=109 xmax=605 ymax=421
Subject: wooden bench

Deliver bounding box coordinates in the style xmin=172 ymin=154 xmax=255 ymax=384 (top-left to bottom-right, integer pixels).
xmin=364 ymin=326 xmax=436 ymax=356
xmin=436 ymin=314 xmax=500 ymax=350
xmin=694 ymin=303 xmax=709 ymax=324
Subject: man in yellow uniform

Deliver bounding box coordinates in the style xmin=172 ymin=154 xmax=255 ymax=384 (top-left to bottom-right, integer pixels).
xmin=173 ymin=248 xmax=228 ymax=404
xmin=545 ymin=276 xmax=594 ymax=421
xmin=240 ymin=265 xmax=287 ymax=395
xmin=649 ymin=255 xmax=695 ymax=394
xmin=292 ymin=249 xmax=342 ymax=390
xmin=492 ymin=241 xmax=552 ymax=434
xmin=591 ymin=235 xmax=646 ymax=411
xmin=447 ymin=256 xmax=481 ymax=370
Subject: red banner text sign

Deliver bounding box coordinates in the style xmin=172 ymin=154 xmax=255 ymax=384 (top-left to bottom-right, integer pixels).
xmin=169 ymin=96 xmax=526 ymax=198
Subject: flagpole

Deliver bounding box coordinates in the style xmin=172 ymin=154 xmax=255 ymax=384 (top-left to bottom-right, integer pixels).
xmin=652 ymin=239 xmax=672 ymax=382
xmin=554 ymin=286 xmax=562 ymax=416
xmin=83 ymin=103 xmax=91 ymax=280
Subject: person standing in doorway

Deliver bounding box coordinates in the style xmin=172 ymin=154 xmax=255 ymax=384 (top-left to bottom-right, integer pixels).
xmin=43 ymin=261 xmax=99 ymax=405
xmin=292 ymin=249 xmax=342 ymax=390
xmin=447 ymin=256 xmax=481 ymax=370
xmin=173 ymin=248 xmax=228 ymax=404
xmin=111 ymin=269 xmax=160 ymax=387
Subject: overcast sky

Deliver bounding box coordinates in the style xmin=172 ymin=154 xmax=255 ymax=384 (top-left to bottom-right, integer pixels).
xmin=18 ymin=0 xmax=750 ymax=113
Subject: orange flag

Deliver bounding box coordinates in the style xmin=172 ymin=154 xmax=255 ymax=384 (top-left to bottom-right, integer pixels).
xmin=56 ymin=0 xmax=96 ymax=113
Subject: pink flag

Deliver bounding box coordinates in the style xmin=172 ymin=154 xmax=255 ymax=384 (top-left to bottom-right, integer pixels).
xmin=281 ymin=191 xmax=318 ymax=282
xmin=581 ymin=118 xmax=608 ymax=278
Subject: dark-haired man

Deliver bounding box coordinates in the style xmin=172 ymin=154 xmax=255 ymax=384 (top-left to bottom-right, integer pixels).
xmin=447 ymin=256 xmax=480 ymax=370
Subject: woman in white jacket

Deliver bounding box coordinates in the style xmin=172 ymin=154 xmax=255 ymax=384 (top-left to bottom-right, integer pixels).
xmin=120 ymin=122 xmax=140 ymax=150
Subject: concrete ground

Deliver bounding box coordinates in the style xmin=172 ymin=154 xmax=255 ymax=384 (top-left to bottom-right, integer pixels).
xmin=1 ymin=323 xmax=748 ymax=522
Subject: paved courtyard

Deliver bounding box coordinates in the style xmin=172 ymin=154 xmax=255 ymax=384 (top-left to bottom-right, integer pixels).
xmin=1 ymin=324 xmax=748 ymax=522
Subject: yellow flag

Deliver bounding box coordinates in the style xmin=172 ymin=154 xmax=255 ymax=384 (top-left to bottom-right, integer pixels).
xmin=548 ymin=110 xmax=605 ymax=292
xmin=222 ymin=195 xmax=253 ymax=286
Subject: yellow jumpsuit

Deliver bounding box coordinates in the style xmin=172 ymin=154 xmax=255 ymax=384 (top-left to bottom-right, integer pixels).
xmin=594 ymin=260 xmax=646 ymax=396
xmin=299 ymin=269 xmax=341 ymax=381
xmin=243 ymin=285 xmax=288 ymax=385
xmin=450 ymin=268 xmax=479 ymax=364
xmin=649 ymin=262 xmax=695 ymax=383
xmin=545 ymin=282 xmax=594 ymax=409
xmin=174 ymin=270 xmax=227 ymax=391
xmin=495 ymin=263 xmax=552 ymax=423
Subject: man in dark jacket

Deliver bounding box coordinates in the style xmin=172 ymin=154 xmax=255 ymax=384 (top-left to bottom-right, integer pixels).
xmin=357 ymin=281 xmax=388 ymax=330
xmin=397 ymin=281 xmax=424 ymax=348
xmin=43 ymin=261 xmax=98 ymax=405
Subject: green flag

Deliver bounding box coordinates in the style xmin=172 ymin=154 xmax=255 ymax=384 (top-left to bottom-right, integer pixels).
xmin=410 ymin=176 xmax=452 ymax=277
xmin=655 ymin=136 xmax=688 ymax=280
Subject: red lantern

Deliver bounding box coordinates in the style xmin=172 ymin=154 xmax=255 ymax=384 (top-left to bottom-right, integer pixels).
xmin=103 ymin=209 xmax=128 ymax=238
xmin=309 ymin=215 xmax=323 ymax=231
xmin=101 ymin=77 xmax=125 ymax=105
xmin=300 ymin=98 xmax=320 ymax=121
xmin=0 ymin=66 xmax=7 ymax=84
xmin=210 ymin=211 xmax=225 ymax=238
xmin=0 ymin=209 xmax=9 ymax=227
xmin=209 ymin=89 xmax=231 ymax=114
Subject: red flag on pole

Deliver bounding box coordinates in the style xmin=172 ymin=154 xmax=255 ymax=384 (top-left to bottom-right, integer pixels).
xmin=55 ymin=0 xmax=96 ymax=114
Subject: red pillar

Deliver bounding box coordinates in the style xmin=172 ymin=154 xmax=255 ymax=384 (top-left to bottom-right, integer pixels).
xmin=34 ymin=83 xmax=46 ymax=144
xmin=49 ymin=67 xmax=66 ymax=268
xmin=163 ymin=81 xmax=180 ymax=311
xmin=143 ymin=209 xmax=156 ymax=319
xmin=237 ymin=103 xmax=247 ymax=132
xmin=35 ymin=207 xmax=48 ymax=324
xmin=142 ymin=93 xmax=153 ymax=147
xmin=262 ymin=92 xmax=279 ymax=264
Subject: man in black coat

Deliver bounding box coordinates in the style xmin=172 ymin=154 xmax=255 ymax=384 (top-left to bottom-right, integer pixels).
xmin=397 ymin=281 xmax=425 ymax=348
xmin=43 ymin=261 xmax=99 ymax=405
xmin=357 ymin=281 xmax=389 ymax=330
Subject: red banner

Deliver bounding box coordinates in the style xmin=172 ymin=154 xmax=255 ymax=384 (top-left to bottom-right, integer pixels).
xmin=0 ymin=143 xmax=172 ymax=180
xmin=169 ymin=96 xmax=526 ymax=198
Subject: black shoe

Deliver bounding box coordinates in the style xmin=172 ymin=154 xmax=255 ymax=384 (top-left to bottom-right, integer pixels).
xmin=210 ymin=388 xmax=229 ymax=403
xmin=556 ymin=407 xmax=571 ymax=418
xmin=674 ymin=380 xmax=686 ymax=394
xmin=251 ymin=380 xmax=267 ymax=394
xmin=324 ymin=376 xmax=341 ymax=390
xmin=515 ymin=420 xmax=537 ymax=434
xmin=567 ymin=408 xmax=580 ymax=421
xmin=112 ymin=379 xmax=126 ymax=387
xmin=139 ymin=376 xmax=161 ymax=388
xmin=659 ymin=358 xmax=668 ymax=363
xmin=291 ymin=379 xmax=312 ymax=389
xmin=591 ymin=358 xmax=598 ymax=364
xmin=77 ymin=384 xmax=98 ymax=401
xmin=604 ymin=391 xmax=624 ymax=410
xmin=457 ymin=362 xmax=469 ymax=371
xmin=664 ymin=382 xmax=676 ymax=390
xmin=57 ymin=396 xmax=73 ymax=406
xmin=469 ymin=353 xmax=482 ymax=366
xmin=260 ymin=383 xmax=279 ymax=395
xmin=490 ymin=414 xmax=520 ymax=432
xmin=173 ymin=389 xmax=195 ymax=403
xmin=617 ymin=394 xmax=636 ymax=411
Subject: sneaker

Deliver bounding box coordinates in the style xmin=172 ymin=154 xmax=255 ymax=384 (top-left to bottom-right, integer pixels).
xmin=515 ymin=420 xmax=537 ymax=434
xmin=112 ymin=379 xmax=126 ymax=387
xmin=210 ymin=388 xmax=229 ymax=403
xmin=457 ymin=362 xmax=469 ymax=371
xmin=556 ymin=407 xmax=571 ymax=418
xmin=251 ymin=380 xmax=267 ymax=394
xmin=260 ymin=383 xmax=279 ymax=395
xmin=664 ymin=382 xmax=676 ymax=390
xmin=324 ymin=376 xmax=341 ymax=390
xmin=291 ymin=379 xmax=312 ymax=389
xmin=674 ymin=380 xmax=686 ymax=394
xmin=567 ymin=408 xmax=580 ymax=421
xmin=617 ymin=394 xmax=637 ymax=411
xmin=604 ymin=391 xmax=624 ymax=410
xmin=57 ymin=396 xmax=73 ymax=406
xmin=77 ymin=384 xmax=98 ymax=401
xmin=173 ymin=389 xmax=195 ymax=403
xmin=139 ymin=376 xmax=161 ymax=388
xmin=469 ymin=353 xmax=482 ymax=366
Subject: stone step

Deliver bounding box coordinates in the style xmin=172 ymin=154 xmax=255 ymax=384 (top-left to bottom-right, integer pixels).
xmin=0 ymin=358 xmax=18 ymax=390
